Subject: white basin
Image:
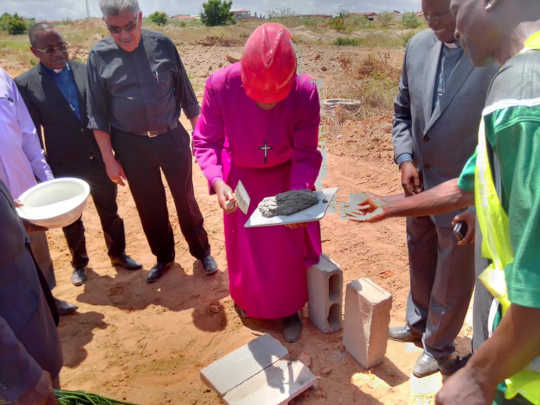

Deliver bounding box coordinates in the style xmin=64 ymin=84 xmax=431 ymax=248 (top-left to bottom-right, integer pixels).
xmin=16 ymin=178 xmax=90 ymax=229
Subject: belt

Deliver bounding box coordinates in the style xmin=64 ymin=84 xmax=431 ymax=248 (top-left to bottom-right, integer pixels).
xmin=115 ymin=123 xmax=178 ymax=138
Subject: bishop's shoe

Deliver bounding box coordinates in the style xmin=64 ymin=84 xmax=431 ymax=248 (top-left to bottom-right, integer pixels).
xmin=283 ymin=312 xmax=303 ymax=343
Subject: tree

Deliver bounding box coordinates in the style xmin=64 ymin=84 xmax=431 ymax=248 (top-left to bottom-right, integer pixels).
xmin=7 ymin=13 xmax=26 ymax=35
xmin=201 ymin=0 xmax=234 ymax=26
xmin=0 ymin=13 xmax=12 ymax=30
xmin=149 ymin=11 xmax=167 ymax=26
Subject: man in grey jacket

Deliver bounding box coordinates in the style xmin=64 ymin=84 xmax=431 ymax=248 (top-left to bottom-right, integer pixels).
xmin=0 ymin=179 xmax=62 ymax=405
xmin=390 ymin=0 xmax=497 ymax=377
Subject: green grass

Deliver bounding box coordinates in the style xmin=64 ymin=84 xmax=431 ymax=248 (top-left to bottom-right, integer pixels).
xmin=334 ymin=37 xmax=361 ymax=46
xmin=0 ymin=38 xmax=28 ymax=50
xmin=334 ymin=32 xmax=412 ymax=48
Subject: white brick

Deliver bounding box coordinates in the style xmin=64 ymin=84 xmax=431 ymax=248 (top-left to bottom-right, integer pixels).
xmin=223 ymin=360 xmax=316 ymax=405
xmin=200 ymin=334 xmax=288 ymax=397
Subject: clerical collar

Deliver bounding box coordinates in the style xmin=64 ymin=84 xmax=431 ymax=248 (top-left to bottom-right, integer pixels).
xmin=41 ymin=62 xmax=69 ymax=75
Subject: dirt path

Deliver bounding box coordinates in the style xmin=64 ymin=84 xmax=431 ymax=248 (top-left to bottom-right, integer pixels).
xmin=45 ymin=141 xmax=446 ymax=404
xmin=3 ymin=42 xmax=472 ymax=404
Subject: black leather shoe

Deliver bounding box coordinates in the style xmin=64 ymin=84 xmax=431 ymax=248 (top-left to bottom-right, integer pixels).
xmin=283 ymin=313 xmax=303 ymax=343
xmin=146 ymin=262 xmax=172 ymax=283
xmin=71 ymin=267 xmax=87 ymax=286
xmin=234 ymin=303 xmax=247 ymax=322
xmin=111 ymin=254 xmax=142 ymax=270
xmin=413 ymin=352 xmax=440 ymax=378
xmin=54 ymin=298 xmax=78 ymax=316
xmin=439 ymin=353 xmax=471 ymax=376
xmin=389 ymin=325 xmax=422 ymax=342
xmin=201 ymin=255 xmax=218 ymax=276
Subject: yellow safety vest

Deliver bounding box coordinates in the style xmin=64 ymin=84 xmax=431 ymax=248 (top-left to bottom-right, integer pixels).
xmin=475 ymin=33 xmax=540 ymax=402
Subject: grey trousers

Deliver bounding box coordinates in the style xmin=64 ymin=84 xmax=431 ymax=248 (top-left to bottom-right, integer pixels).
xmin=28 ymin=231 xmax=55 ymax=290
xmin=405 ymin=215 xmax=475 ymax=360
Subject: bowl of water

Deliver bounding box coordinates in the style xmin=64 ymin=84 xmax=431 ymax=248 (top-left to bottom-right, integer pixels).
xmin=16 ymin=178 xmax=90 ymax=228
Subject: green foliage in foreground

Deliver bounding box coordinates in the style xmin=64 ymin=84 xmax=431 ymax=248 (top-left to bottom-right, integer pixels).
xmin=55 ymin=389 xmax=137 ymax=405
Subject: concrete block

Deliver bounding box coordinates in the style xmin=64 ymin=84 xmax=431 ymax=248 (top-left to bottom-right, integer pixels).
xmin=307 ymin=254 xmax=343 ymax=333
xmin=200 ymin=334 xmax=288 ymax=397
xmin=343 ymin=278 xmax=392 ymax=369
xmin=223 ymin=360 xmax=316 ymax=405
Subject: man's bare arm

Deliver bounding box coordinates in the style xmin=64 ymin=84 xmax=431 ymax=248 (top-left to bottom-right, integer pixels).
xmin=437 ymin=304 xmax=540 ymax=404
xmin=350 ymin=178 xmax=474 ymax=222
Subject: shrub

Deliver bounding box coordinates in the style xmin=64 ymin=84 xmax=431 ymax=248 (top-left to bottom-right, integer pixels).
xmin=346 ymin=14 xmax=371 ymax=30
xmin=334 ymin=37 xmax=360 ymax=46
xmin=267 ymin=8 xmax=295 ymax=18
xmin=201 ymin=0 xmax=234 ymax=26
xmin=328 ymin=11 xmax=348 ymax=32
xmin=7 ymin=14 xmax=26 ymax=35
xmin=149 ymin=11 xmax=167 ymax=26
xmin=402 ymin=12 xmax=421 ymax=29
xmin=355 ymin=52 xmax=401 ymax=111
xmin=375 ymin=11 xmax=395 ymax=28
xmin=0 ymin=12 xmax=12 ymax=30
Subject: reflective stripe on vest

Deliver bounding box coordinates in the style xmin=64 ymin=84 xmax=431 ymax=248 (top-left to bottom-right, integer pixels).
xmin=475 ymin=89 xmax=540 ymax=403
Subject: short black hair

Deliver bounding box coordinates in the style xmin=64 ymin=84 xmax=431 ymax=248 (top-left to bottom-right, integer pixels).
xmin=28 ymin=22 xmax=55 ymax=47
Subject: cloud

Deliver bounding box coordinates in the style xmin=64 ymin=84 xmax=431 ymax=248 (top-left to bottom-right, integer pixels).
xmin=2 ymin=0 xmax=420 ymax=21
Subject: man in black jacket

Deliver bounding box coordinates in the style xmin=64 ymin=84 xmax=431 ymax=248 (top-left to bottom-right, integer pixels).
xmin=0 ymin=179 xmax=62 ymax=405
xmin=16 ymin=23 xmax=141 ymax=286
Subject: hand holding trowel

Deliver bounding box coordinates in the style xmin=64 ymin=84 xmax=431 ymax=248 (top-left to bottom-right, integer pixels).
xmin=214 ymin=179 xmax=251 ymax=215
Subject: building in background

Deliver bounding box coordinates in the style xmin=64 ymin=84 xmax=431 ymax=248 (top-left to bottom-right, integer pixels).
xmin=231 ymin=9 xmax=251 ymax=20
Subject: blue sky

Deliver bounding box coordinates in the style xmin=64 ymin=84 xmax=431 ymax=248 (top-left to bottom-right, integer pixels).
xmin=1 ymin=0 xmax=421 ymax=21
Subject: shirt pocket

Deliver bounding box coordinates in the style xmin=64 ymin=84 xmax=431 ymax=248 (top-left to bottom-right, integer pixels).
xmin=153 ymin=65 xmax=175 ymax=98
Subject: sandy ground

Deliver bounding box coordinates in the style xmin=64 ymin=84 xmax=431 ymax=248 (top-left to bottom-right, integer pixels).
xmin=4 ymin=42 xmax=472 ymax=404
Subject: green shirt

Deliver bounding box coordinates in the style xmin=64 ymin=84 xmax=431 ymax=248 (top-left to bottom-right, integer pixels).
xmin=458 ymin=50 xmax=540 ymax=310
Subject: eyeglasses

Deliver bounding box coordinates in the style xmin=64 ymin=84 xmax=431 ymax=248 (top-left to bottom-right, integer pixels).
xmin=107 ymin=18 xmax=138 ymax=34
xmin=34 ymin=42 xmax=68 ymax=55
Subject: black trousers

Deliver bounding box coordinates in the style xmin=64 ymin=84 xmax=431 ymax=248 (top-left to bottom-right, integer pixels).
xmin=55 ymin=162 xmax=126 ymax=269
xmin=111 ymin=125 xmax=210 ymax=263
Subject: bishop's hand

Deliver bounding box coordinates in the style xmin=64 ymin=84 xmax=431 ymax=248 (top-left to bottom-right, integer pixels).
xmin=213 ymin=179 xmax=237 ymax=214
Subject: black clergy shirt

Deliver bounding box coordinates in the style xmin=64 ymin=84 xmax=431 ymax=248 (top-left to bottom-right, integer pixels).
xmin=87 ymin=29 xmax=200 ymax=134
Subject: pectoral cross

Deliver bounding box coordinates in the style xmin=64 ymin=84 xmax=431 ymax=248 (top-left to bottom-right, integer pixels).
xmin=258 ymin=142 xmax=272 ymax=164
